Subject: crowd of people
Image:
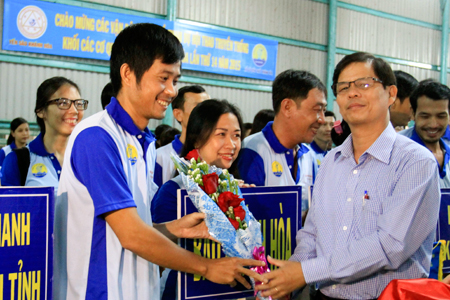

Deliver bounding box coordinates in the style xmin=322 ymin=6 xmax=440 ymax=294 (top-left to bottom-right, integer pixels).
xmin=1 ymin=22 xmax=449 ymax=300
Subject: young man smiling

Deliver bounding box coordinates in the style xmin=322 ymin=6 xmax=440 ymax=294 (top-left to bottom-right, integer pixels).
xmin=399 ymin=79 xmax=450 ymax=187
xmin=255 ymin=52 xmax=440 ymax=300
xmin=54 ymin=23 xmax=264 ymax=300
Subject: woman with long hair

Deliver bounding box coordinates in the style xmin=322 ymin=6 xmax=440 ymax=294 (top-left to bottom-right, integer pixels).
xmin=151 ymin=99 xmax=245 ymax=299
xmin=2 ymin=76 xmax=88 ymax=189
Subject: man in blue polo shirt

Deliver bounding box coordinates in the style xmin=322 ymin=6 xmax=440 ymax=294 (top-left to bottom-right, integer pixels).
xmin=54 ymin=23 xmax=263 ymax=300
xmin=238 ymin=69 xmax=327 ymax=216
xmin=155 ymin=85 xmax=209 ymax=187
xmin=307 ymin=110 xmax=335 ymax=167
xmin=399 ymin=79 xmax=450 ymax=187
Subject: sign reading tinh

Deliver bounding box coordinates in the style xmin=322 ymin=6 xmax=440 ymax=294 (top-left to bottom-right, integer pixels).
xmin=0 ymin=187 xmax=54 ymax=300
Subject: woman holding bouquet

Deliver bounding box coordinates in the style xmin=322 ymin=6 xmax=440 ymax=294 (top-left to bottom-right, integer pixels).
xmin=152 ymin=99 xmax=247 ymax=299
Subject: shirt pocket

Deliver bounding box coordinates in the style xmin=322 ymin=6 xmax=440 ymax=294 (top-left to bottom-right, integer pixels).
xmin=362 ymin=191 xmax=383 ymax=235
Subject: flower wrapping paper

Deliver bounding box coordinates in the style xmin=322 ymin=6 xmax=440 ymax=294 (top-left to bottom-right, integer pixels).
xmin=172 ymin=154 xmax=270 ymax=299
xmin=180 ymin=166 xmax=262 ymax=258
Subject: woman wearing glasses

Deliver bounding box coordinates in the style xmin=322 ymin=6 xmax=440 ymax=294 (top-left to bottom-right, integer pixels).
xmin=1 ymin=76 xmax=88 ymax=190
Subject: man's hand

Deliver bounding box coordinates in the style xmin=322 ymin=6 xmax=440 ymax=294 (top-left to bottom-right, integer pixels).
xmin=204 ymin=257 xmax=268 ymax=289
xmin=254 ymin=256 xmax=306 ymax=298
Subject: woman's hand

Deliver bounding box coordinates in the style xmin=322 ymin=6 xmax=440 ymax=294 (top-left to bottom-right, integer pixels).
xmin=237 ymin=179 xmax=256 ymax=188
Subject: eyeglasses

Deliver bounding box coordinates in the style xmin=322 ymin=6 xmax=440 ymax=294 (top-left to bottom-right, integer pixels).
xmin=47 ymin=98 xmax=89 ymax=111
xmin=333 ymin=77 xmax=383 ymax=96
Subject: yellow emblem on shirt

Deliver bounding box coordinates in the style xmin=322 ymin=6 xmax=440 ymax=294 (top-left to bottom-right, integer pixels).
xmin=31 ymin=163 xmax=48 ymax=178
xmin=272 ymin=161 xmax=283 ymax=177
xmin=127 ymin=144 xmax=138 ymax=165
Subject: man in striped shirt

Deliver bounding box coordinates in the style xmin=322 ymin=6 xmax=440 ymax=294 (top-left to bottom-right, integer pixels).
xmin=256 ymin=52 xmax=440 ymax=300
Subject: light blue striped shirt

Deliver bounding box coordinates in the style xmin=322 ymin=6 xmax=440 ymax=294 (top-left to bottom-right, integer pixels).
xmin=290 ymin=124 xmax=440 ymax=299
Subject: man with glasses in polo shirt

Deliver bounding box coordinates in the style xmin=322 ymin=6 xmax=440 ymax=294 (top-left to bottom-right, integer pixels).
xmin=255 ymin=52 xmax=440 ymax=300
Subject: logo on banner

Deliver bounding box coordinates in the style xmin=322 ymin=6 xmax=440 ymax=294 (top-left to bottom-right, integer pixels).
xmin=31 ymin=163 xmax=48 ymax=177
xmin=17 ymin=5 xmax=47 ymax=39
xmin=272 ymin=161 xmax=283 ymax=177
xmin=127 ymin=144 xmax=138 ymax=165
xmin=252 ymin=44 xmax=268 ymax=67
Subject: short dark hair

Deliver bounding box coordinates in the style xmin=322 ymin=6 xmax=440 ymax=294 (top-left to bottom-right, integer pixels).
xmin=244 ymin=123 xmax=253 ymax=131
xmin=332 ymin=52 xmax=396 ymax=96
xmin=180 ymin=99 xmax=244 ymax=158
xmin=324 ymin=110 xmax=336 ymax=118
xmin=154 ymin=124 xmax=172 ymax=140
xmin=410 ymin=79 xmax=450 ymax=114
xmin=250 ymin=109 xmax=275 ymax=135
xmin=101 ymin=82 xmax=115 ymax=109
xmin=394 ymin=70 xmax=418 ymax=103
xmin=172 ymin=85 xmax=206 ymax=111
xmin=35 ymin=77 xmax=80 ymax=136
xmin=110 ymin=23 xmax=184 ymax=93
xmin=272 ymin=70 xmax=327 ymax=114
xmin=7 ymin=117 xmax=28 ymax=145
xmin=159 ymin=127 xmax=181 ymax=147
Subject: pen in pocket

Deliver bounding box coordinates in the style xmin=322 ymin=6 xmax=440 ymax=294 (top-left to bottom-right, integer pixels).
xmin=362 ymin=190 xmax=369 ymax=207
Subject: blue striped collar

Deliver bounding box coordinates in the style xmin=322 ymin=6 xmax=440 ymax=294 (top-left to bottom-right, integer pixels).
xmin=29 ymin=133 xmax=51 ymax=156
xmin=9 ymin=141 xmax=17 ymax=150
xmin=310 ymin=140 xmax=326 ymax=154
xmin=335 ymin=124 xmax=396 ymax=165
xmin=261 ymin=121 xmax=310 ymax=156
xmin=106 ymin=97 xmax=155 ymax=143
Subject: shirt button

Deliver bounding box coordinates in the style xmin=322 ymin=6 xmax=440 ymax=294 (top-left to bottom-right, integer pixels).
xmin=332 ymin=285 xmax=336 ymax=289
xmin=137 ymin=135 xmax=142 ymax=139
xmin=57 ymin=170 xmax=61 ymax=174
xmin=289 ymin=165 xmax=292 ymax=169
xmin=51 ymin=157 xmax=54 ymax=160
xmin=347 ymin=198 xmax=351 ymax=202
xmin=353 ymin=170 xmax=357 ymax=174
xmin=287 ymin=151 xmax=290 ymax=155
xmin=343 ymin=226 xmax=347 ymax=231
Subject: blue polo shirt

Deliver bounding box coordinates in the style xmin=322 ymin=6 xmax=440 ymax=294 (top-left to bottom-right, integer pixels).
xmin=2 ymin=134 xmax=61 ymax=190
xmin=238 ymin=121 xmax=316 ymax=211
xmin=308 ymin=140 xmax=327 ymax=169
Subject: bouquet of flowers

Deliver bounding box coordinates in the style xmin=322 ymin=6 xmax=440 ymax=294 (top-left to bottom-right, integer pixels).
xmin=171 ymin=150 xmax=270 ymax=299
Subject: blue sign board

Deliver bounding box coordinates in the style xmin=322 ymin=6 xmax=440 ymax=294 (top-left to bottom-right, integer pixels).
xmin=3 ymin=0 xmax=277 ymax=80
xmin=0 ymin=187 xmax=54 ymax=300
xmin=2 ymin=0 xmax=170 ymax=60
xmin=178 ymin=186 xmax=301 ymax=300
xmin=174 ymin=21 xmax=278 ymax=80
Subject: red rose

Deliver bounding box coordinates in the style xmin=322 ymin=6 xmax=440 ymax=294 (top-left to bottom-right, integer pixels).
xmin=228 ymin=217 xmax=239 ymax=230
xmin=234 ymin=205 xmax=246 ymax=221
xmin=218 ymin=192 xmax=243 ymax=212
xmin=201 ymin=173 xmax=219 ymax=194
xmin=185 ymin=149 xmax=200 ymax=161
